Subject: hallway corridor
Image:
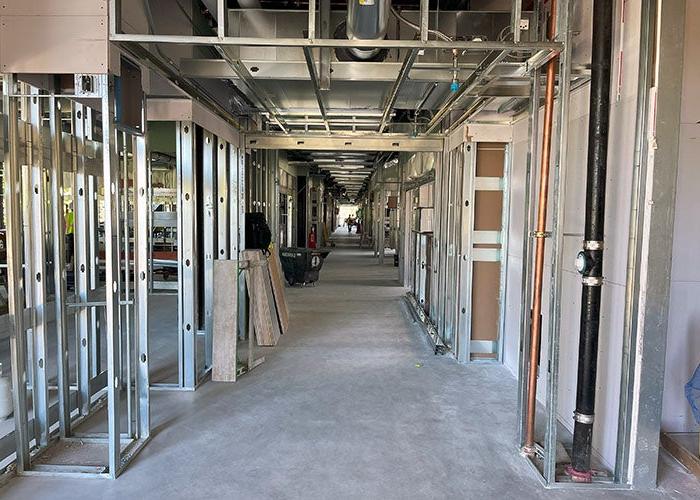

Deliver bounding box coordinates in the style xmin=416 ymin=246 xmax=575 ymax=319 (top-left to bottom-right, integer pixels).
xmin=0 ymin=238 xmax=697 ymax=498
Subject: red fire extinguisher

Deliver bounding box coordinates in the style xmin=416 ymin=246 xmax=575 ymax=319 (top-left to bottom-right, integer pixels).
xmin=308 ymin=226 xmax=317 ymax=249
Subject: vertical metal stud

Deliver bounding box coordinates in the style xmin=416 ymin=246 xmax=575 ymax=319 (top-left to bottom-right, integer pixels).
xmin=134 ymin=133 xmax=150 ymax=439
xmin=73 ymin=102 xmax=92 ymax=414
xmin=516 ymin=67 xmax=542 ymax=449
xmin=202 ymin=131 xmax=215 ymax=369
xmin=88 ymin=174 xmax=100 ymax=380
xmin=49 ymin=95 xmax=71 ymax=437
xmin=28 ymin=88 xmax=49 ymax=447
xmin=456 ymin=143 xmax=474 ymax=363
xmin=236 ymin=148 xmax=246 ymax=339
xmin=177 ymin=121 xmax=197 ymax=389
xmin=3 ymin=73 xmax=31 ymax=472
xmin=123 ymin=132 xmax=133 ymax=438
xmin=217 ymin=139 xmax=229 ymax=260
xmin=497 ymin=144 xmax=513 ymax=364
xmin=101 ymin=74 xmax=123 ymax=478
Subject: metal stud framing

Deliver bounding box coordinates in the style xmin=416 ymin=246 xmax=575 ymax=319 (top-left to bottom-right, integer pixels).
xmin=155 ymin=120 xmax=246 ymax=392
xmin=1 ymin=73 xmax=150 ymax=478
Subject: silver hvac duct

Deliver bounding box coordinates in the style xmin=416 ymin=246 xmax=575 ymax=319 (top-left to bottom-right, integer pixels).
xmin=345 ymin=0 xmax=391 ymax=61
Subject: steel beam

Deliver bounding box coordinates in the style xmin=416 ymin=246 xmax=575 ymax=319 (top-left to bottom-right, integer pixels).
xmin=245 ymin=134 xmax=443 ymax=152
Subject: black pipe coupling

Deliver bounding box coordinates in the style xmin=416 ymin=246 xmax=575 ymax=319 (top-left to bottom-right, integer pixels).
xmin=573 ymin=411 xmax=595 ymax=425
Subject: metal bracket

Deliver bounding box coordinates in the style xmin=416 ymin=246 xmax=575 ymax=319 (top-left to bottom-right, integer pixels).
xmin=531 ymin=230 xmax=552 ymax=238
xmin=74 ymin=75 xmax=105 ymax=98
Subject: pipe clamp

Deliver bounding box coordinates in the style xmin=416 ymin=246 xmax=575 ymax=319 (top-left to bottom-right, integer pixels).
xmin=573 ymin=411 xmax=594 ymax=425
xmin=582 ymin=276 xmax=603 ymax=287
xmin=583 ymin=240 xmax=604 ymax=251
xmin=531 ymin=230 xmax=551 ymax=239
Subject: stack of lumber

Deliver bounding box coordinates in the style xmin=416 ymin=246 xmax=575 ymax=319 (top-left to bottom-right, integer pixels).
xmin=212 ymin=250 xmax=290 ymax=382
xmin=267 ymin=250 xmax=289 ymax=334
xmin=242 ymin=249 xmax=290 ymax=346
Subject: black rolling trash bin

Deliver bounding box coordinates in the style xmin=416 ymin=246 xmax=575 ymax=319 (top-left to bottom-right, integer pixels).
xmin=279 ymin=247 xmax=330 ymax=286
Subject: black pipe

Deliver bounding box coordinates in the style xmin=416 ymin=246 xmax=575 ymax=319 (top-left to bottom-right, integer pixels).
xmin=570 ymin=0 xmax=614 ymax=478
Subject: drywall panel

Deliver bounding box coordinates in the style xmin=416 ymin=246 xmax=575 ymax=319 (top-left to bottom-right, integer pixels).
xmin=0 ymin=15 xmax=107 ymax=73
xmin=503 ymin=253 xmax=523 ymax=373
xmin=669 ymin=125 xmax=700 ymax=283
xmin=662 ymin=0 xmax=700 ymax=434
xmin=663 ymin=123 xmax=700 ymax=433
xmin=663 ymin=281 xmax=700 ymax=432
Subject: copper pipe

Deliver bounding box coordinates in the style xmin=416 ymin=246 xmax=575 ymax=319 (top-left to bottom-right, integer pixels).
xmin=524 ymin=0 xmax=558 ymax=453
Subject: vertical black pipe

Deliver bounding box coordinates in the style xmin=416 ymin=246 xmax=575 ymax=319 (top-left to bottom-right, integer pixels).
xmin=570 ymin=0 xmax=614 ymax=478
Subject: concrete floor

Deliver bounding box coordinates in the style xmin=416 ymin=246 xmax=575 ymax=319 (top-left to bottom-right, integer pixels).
xmin=1 ymin=230 xmax=700 ymax=498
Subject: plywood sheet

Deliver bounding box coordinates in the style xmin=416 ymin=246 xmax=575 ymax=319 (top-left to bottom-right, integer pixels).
xmin=471 ymin=261 xmax=501 ymax=341
xmin=267 ymin=251 xmax=289 ymax=334
xmin=243 ymin=250 xmax=280 ymax=347
xmin=474 ymin=191 xmax=503 ymax=231
xmin=212 ymin=260 xmax=238 ymax=382
xmin=475 ymin=143 xmax=506 ymax=177
xmin=470 ymin=142 xmax=506 ymax=345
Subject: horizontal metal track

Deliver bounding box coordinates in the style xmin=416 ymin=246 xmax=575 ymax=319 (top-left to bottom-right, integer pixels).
xmin=245 ymin=134 xmax=443 ymax=152
xmin=111 ymin=34 xmax=562 ymax=52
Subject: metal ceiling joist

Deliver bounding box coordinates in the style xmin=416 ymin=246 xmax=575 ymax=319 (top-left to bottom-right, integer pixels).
xmin=302 ymin=47 xmax=331 ymax=132
xmin=378 ymin=49 xmax=419 ymax=133
xmin=245 ymin=134 xmax=443 ymax=152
